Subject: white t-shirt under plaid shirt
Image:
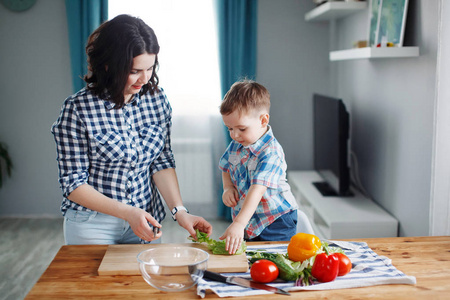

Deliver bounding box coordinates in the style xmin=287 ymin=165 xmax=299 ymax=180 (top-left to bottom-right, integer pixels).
xmin=218 ymin=126 xmax=298 ymax=239
xmin=51 ymin=87 xmax=175 ymax=223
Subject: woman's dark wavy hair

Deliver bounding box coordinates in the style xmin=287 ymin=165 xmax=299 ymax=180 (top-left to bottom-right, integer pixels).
xmin=84 ymin=14 xmax=160 ymax=108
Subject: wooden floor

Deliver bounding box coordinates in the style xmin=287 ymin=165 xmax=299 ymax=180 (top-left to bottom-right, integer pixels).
xmin=0 ymin=217 xmax=230 ymax=300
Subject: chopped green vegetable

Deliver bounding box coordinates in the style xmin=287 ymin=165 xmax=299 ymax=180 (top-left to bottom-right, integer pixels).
xmin=188 ymin=229 xmax=247 ymax=255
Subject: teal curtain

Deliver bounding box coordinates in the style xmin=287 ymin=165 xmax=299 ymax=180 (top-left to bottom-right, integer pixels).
xmin=214 ymin=0 xmax=258 ymax=220
xmin=215 ymin=0 xmax=257 ymax=96
xmin=65 ymin=0 xmax=108 ymax=93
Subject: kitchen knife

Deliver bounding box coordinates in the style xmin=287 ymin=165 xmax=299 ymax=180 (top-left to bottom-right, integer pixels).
xmin=203 ymin=270 xmax=290 ymax=296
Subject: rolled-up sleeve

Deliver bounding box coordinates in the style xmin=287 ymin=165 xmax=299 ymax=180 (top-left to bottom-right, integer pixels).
xmin=218 ymin=151 xmax=230 ymax=173
xmin=149 ymin=95 xmax=176 ymax=175
xmin=51 ymin=100 xmax=89 ymax=197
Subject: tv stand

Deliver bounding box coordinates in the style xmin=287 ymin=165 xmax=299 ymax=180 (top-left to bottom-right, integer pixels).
xmin=313 ymin=181 xmax=338 ymax=196
xmin=312 ymin=181 xmax=354 ymax=197
xmin=288 ymin=171 xmax=398 ymax=239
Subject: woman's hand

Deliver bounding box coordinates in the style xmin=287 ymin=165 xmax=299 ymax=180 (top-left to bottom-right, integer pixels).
xmin=124 ymin=206 xmax=162 ymax=241
xmin=175 ymin=211 xmax=213 ymax=240
xmin=219 ymin=221 xmax=245 ymax=255
xmin=223 ymin=186 xmax=239 ymax=207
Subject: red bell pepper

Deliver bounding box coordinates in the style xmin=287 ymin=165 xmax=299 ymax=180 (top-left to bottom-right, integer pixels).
xmin=311 ymin=252 xmax=339 ymax=282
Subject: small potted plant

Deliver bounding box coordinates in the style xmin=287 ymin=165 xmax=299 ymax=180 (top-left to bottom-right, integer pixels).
xmin=0 ymin=141 xmax=13 ymax=188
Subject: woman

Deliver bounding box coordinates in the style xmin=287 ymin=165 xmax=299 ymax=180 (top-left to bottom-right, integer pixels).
xmin=52 ymin=14 xmax=212 ymax=244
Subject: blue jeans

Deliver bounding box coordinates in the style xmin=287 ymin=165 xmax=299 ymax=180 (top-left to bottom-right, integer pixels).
xmin=63 ymin=210 xmax=160 ymax=245
xmin=247 ymin=210 xmax=298 ymax=242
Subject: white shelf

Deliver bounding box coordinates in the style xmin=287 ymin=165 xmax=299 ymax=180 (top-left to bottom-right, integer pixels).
xmin=288 ymin=171 xmax=398 ymax=239
xmin=305 ymin=1 xmax=367 ymax=22
xmin=330 ymin=47 xmax=420 ymax=61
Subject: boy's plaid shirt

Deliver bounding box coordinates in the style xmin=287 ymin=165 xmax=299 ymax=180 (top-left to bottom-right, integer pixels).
xmin=219 ymin=126 xmax=298 ymax=238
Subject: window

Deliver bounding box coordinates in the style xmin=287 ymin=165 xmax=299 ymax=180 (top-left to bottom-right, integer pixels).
xmin=109 ymin=0 xmax=222 ymax=217
xmin=108 ymin=0 xmax=221 ymax=116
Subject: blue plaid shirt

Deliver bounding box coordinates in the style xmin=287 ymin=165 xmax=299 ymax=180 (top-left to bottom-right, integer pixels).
xmin=219 ymin=126 xmax=298 ymax=238
xmin=51 ymin=87 xmax=175 ymax=223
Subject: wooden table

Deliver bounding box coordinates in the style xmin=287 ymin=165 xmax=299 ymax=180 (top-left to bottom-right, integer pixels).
xmin=26 ymin=236 xmax=449 ymax=299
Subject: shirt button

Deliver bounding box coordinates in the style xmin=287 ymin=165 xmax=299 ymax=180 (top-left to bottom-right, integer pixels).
xmin=131 ymin=162 xmax=136 ymax=168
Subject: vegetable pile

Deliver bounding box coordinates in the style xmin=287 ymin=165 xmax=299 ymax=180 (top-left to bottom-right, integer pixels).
xmin=248 ymin=233 xmax=352 ymax=285
xmin=188 ymin=229 xmax=247 ymax=255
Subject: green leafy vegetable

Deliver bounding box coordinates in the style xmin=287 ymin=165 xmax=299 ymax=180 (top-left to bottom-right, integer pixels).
xmin=188 ymin=229 xmax=247 ymax=255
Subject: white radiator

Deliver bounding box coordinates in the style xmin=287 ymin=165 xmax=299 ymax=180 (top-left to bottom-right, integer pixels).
xmin=171 ymin=138 xmax=215 ymax=216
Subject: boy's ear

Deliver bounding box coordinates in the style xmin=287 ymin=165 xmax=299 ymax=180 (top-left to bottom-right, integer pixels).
xmin=260 ymin=113 xmax=270 ymax=127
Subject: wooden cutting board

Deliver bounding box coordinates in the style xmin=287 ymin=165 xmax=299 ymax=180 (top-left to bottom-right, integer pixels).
xmin=97 ymin=243 xmax=249 ymax=275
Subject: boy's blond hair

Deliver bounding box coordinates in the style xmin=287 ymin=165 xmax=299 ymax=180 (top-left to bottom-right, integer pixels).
xmin=220 ymin=80 xmax=270 ymax=116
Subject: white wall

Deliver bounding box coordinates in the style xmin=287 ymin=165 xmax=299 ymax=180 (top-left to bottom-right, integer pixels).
xmin=0 ymin=0 xmax=72 ymax=216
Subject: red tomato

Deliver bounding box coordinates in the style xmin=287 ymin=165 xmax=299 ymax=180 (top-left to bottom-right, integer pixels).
xmin=250 ymin=259 xmax=279 ymax=283
xmin=335 ymin=253 xmax=352 ymax=276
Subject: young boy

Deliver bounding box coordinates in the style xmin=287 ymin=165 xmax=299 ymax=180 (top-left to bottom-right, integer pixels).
xmin=218 ymin=80 xmax=299 ymax=254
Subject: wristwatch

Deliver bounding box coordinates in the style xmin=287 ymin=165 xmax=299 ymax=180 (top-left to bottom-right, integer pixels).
xmin=171 ymin=206 xmax=189 ymax=221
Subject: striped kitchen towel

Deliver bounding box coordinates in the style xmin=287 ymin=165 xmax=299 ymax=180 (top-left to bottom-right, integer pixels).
xmin=197 ymin=241 xmax=416 ymax=298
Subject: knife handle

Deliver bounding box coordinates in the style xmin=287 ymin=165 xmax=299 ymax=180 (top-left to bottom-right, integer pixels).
xmin=203 ymin=270 xmax=228 ymax=283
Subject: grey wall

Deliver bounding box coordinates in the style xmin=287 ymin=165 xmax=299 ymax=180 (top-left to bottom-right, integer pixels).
xmin=0 ymin=0 xmax=71 ymax=216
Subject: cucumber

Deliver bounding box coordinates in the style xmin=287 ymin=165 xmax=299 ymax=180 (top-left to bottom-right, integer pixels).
xmin=248 ymin=252 xmax=299 ymax=281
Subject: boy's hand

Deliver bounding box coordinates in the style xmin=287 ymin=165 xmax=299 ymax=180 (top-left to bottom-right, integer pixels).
xmin=219 ymin=222 xmax=245 ymax=254
xmin=222 ymin=187 xmax=239 ymax=207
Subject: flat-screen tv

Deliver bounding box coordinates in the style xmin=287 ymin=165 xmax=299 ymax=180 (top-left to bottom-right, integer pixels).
xmin=313 ymin=93 xmax=352 ymax=197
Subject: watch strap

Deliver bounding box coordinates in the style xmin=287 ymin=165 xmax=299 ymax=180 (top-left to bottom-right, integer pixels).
xmin=171 ymin=206 xmax=189 ymax=221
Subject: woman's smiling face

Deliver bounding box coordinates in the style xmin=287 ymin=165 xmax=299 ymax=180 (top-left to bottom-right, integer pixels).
xmin=123 ymin=53 xmax=156 ymax=102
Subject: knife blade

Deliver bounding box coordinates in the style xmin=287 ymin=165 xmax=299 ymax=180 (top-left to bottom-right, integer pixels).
xmin=203 ymin=270 xmax=290 ymax=296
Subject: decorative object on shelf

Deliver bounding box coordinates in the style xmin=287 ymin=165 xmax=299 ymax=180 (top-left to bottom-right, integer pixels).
xmin=353 ymin=40 xmax=368 ymax=48
xmin=368 ymin=0 xmax=409 ymax=47
xmin=1 ymin=0 xmax=36 ymax=12
xmin=368 ymin=0 xmax=382 ymax=46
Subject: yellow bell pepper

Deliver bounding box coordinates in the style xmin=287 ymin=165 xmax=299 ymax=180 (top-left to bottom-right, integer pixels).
xmin=287 ymin=232 xmax=322 ymax=262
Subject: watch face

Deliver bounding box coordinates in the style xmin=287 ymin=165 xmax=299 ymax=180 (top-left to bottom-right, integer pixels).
xmin=2 ymin=0 xmax=37 ymax=12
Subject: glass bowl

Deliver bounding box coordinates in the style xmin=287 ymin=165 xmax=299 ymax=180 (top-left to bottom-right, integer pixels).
xmin=136 ymin=246 xmax=209 ymax=292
